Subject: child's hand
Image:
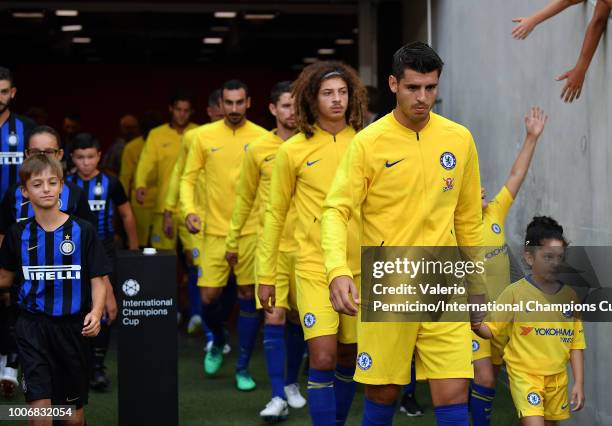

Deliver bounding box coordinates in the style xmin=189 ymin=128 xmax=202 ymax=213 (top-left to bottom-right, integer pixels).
xmin=557 ymin=67 xmax=586 ymax=103
xmin=82 ymin=311 xmax=102 ymax=337
xmin=570 ymin=383 xmax=585 ymax=412
xmin=512 ymin=17 xmax=537 ymax=39
xmin=524 ymin=107 xmax=548 ymax=139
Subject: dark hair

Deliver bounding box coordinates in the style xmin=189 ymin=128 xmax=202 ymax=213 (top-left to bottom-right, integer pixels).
xmin=63 ymin=111 xmax=81 ymax=122
xmin=270 ymin=81 xmax=292 ymax=105
xmin=19 ymin=155 xmax=64 ymax=185
xmin=71 ymin=132 xmax=101 ymax=152
xmin=223 ymin=79 xmax=249 ymax=97
xmin=525 ymin=216 xmax=568 ymax=248
xmin=169 ymin=90 xmax=194 ymax=107
xmin=392 ymin=42 xmax=444 ymax=80
xmin=292 ymin=60 xmax=367 ymax=138
xmin=0 ymin=66 xmax=13 ymax=85
xmin=139 ymin=110 xmax=164 ymax=140
xmin=27 ymin=125 xmax=61 ymax=149
xmin=208 ymin=88 xmax=222 ymax=107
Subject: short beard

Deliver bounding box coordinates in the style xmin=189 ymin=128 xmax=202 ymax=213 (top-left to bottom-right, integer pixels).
xmin=0 ymin=99 xmax=11 ymax=115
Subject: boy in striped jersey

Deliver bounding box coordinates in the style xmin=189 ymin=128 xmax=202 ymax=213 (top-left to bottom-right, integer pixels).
xmin=69 ymin=132 xmax=138 ymax=391
xmin=0 ymin=126 xmax=94 ymax=397
xmin=0 ymin=154 xmax=109 ymax=425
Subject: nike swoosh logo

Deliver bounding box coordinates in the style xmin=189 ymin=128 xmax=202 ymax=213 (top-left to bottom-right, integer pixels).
xmin=306 ymin=159 xmax=321 ymax=167
xmin=66 ymin=396 xmax=79 ymax=402
xmin=385 ymin=159 xmax=405 ymax=168
xmin=28 ymin=245 xmax=38 ymax=251
xmin=561 ymin=403 xmax=569 ymax=410
xmin=211 ymin=147 xmax=222 ymax=152
xmin=264 ymin=155 xmax=275 ymax=162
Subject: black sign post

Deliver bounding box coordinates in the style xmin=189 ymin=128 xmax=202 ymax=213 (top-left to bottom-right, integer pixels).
xmin=116 ymin=250 xmax=178 ymax=426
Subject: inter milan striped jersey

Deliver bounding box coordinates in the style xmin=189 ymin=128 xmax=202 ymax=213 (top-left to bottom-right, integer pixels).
xmin=0 ymin=114 xmax=36 ymax=199
xmin=0 ymin=181 xmax=93 ymax=235
xmin=0 ymin=216 xmax=111 ymax=316
xmin=67 ymin=172 xmax=128 ymax=240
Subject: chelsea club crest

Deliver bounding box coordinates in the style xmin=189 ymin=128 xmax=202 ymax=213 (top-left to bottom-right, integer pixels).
xmin=440 ymin=152 xmax=456 ymax=170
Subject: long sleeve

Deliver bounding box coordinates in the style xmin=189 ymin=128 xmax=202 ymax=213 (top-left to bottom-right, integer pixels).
xmin=321 ymin=138 xmax=367 ymax=283
xmin=134 ymin=135 xmax=156 ymax=190
xmin=256 ymin=147 xmax=295 ymax=285
xmin=179 ymin=136 xmax=206 ymax=217
xmin=165 ymin=133 xmax=191 ymax=213
xmin=454 ymin=134 xmax=486 ymax=295
xmin=226 ymin=146 xmax=261 ymax=251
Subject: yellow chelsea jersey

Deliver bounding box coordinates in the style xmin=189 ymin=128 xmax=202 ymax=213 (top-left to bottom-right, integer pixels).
xmin=321 ymin=112 xmax=485 ymax=294
xmin=135 ymin=122 xmax=198 ymax=213
xmin=120 ymin=136 xmax=157 ymax=208
xmin=179 ymin=119 xmax=268 ymax=236
xmin=482 ymin=186 xmax=514 ymax=300
xmin=257 ymin=125 xmax=360 ymax=284
xmin=487 ymin=277 xmax=586 ymax=376
xmin=226 ymin=130 xmax=298 ymax=253
xmin=164 ymin=124 xmax=209 ymax=216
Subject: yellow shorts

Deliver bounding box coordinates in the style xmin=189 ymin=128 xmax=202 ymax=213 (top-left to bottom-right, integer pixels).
xmin=355 ymin=318 xmax=473 ymax=385
xmin=471 ymin=332 xmax=504 ymax=364
xmin=198 ymin=234 xmax=256 ymax=287
xmin=506 ymin=364 xmax=570 ymax=421
xmin=132 ymin=205 xmax=153 ymax=247
xmin=256 ymin=250 xmax=298 ymax=311
xmin=295 ymin=269 xmax=357 ymax=344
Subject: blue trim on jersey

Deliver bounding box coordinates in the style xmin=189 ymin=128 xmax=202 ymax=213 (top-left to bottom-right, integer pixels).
xmin=70 ymin=221 xmax=82 ymax=314
xmin=19 ymin=224 xmax=32 ymax=307
xmin=34 ymin=225 xmax=46 ymax=313
xmin=52 ymin=229 xmax=64 ymax=316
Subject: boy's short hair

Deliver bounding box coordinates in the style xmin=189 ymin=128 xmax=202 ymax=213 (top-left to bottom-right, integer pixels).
xmin=72 ymin=133 xmax=101 ymax=152
xmin=19 ymin=155 xmax=64 ymax=185
xmin=27 ymin=125 xmax=62 ymax=150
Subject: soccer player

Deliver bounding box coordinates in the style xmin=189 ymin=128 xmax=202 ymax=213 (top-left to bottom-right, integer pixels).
xmin=163 ymin=88 xmax=223 ymax=340
xmin=0 ymin=126 xmax=97 ymax=396
xmin=0 ymin=66 xmax=36 ymax=200
xmin=225 ymin=81 xmax=306 ymax=420
xmin=257 ymin=62 xmax=366 ymax=425
xmin=119 ymin=111 xmax=163 ymax=247
xmin=180 ymin=80 xmax=268 ymax=391
xmin=321 ymin=42 xmax=485 ymax=425
xmin=471 ymin=107 xmax=548 ymax=426
xmin=513 ymin=0 xmax=611 ymax=103
xmin=474 ymin=216 xmax=585 ymax=426
xmin=206 ymin=89 xmax=224 ymax=122
xmin=68 ymin=132 xmax=139 ymax=390
xmin=134 ymin=91 xmax=197 ymax=250
xmin=0 ymin=154 xmax=109 ymax=426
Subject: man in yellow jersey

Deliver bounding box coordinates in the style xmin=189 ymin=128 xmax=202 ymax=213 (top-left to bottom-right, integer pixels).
xmin=257 ymin=62 xmax=366 ymax=425
xmin=180 ymin=80 xmax=268 ymax=391
xmin=470 ymin=107 xmax=548 ymax=426
xmin=163 ymin=88 xmax=224 ymax=339
xmin=321 ymin=42 xmax=485 ymax=425
xmin=119 ymin=112 xmax=163 ymax=246
xmin=134 ymin=92 xmax=197 ymax=249
xmin=225 ymin=81 xmax=306 ymax=420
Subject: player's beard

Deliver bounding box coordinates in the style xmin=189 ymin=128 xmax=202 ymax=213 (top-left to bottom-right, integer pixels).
xmin=279 ymin=117 xmax=296 ymax=132
xmin=227 ymin=112 xmax=244 ymax=125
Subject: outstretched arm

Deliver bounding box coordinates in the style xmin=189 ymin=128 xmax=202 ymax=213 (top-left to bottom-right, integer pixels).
xmin=505 ymin=107 xmax=548 ymax=198
xmin=557 ymin=0 xmax=610 ymax=102
xmin=512 ymin=0 xmax=584 ymax=40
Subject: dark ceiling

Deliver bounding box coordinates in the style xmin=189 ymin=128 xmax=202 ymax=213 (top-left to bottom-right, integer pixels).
xmin=0 ymin=1 xmax=359 ymax=69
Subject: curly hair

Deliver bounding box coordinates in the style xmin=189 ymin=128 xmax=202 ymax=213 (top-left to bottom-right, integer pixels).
xmin=292 ymin=61 xmax=367 ymax=138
